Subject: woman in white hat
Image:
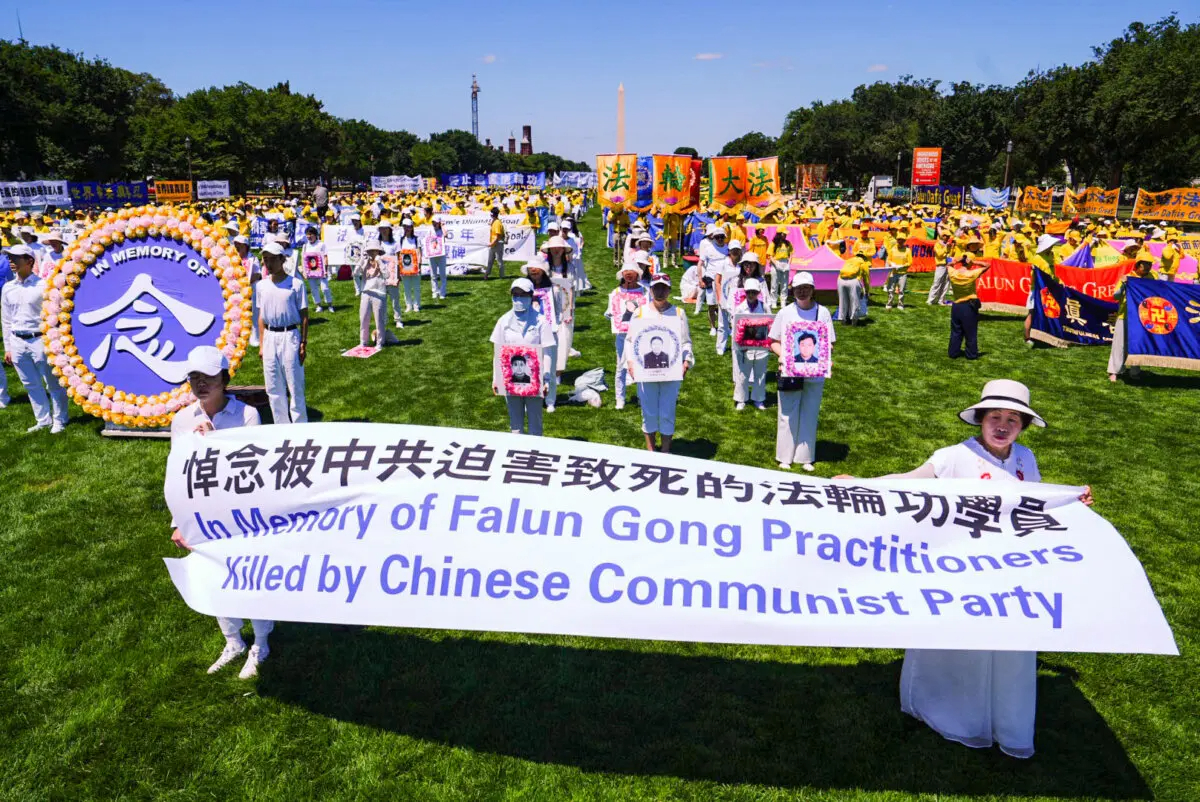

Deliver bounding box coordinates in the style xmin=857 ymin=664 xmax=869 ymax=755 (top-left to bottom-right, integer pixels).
xmin=714 ymin=240 xmax=745 ymax=356
xmin=541 ymin=236 xmax=577 ymax=377
xmin=732 ymin=276 xmax=771 ymax=410
xmin=376 ymin=220 xmax=404 ymax=329
xmin=300 ymin=225 xmax=333 ymax=313
xmin=397 ymin=217 xmax=423 ymax=313
xmin=835 ymin=379 xmax=1092 ymax=758
xmin=697 ymin=226 xmax=730 ymax=336
xmin=425 ymin=216 xmax=449 ymax=300
xmin=561 ymin=216 xmax=589 ymax=292
xmin=769 ymin=271 xmax=835 ymax=471
xmin=35 ymin=230 xmax=66 ymax=278
xmin=169 ymin=345 xmax=274 ymax=680
xmin=628 ymin=273 xmax=693 ymax=452
xmin=521 ymin=258 xmax=561 ymax=411
xmin=606 ymin=262 xmax=648 ymax=410
xmin=490 ymin=278 xmax=554 ymax=435
xmin=354 ymin=242 xmax=389 ymax=347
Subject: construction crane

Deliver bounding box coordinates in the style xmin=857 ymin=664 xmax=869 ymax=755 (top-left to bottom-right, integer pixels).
xmin=471 ymin=75 xmax=480 ymax=141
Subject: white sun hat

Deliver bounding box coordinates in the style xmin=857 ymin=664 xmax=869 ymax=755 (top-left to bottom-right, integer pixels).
xmin=958 ymin=379 xmax=1046 ymax=428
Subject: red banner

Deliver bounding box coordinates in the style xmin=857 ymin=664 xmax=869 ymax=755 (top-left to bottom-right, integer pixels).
xmin=905 ymin=238 xmax=938 ymax=273
xmin=1055 ymin=261 xmax=1134 ymax=303
xmin=977 ymin=259 xmax=1032 ymax=313
xmin=912 ymin=148 xmax=942 ymax=186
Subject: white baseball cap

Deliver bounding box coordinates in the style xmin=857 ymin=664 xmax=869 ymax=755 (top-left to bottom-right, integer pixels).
xmin=185 ymin=345 xmax=229 ymax=377
xmin=510 ymin=277 xmax=535 ymax=293
xmin=233 ymin=235 xmax=249 ymax=245
xmin=2 ymin=244 xmax=34 ymax=258
xmin=744 ymin=277 xmax=763 ymax=292
xmin=790 ymin=271 xmax=815 ymax=288
xmin=728 ymin=239 xmax=743 ymax=250
xmin=261 ymin=242 xmax=285 ymax=256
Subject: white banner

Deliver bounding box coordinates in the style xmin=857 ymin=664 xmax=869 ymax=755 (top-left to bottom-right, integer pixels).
xmin=196 ymin=180 xmax=231 ymax=199
xmin=320 ymin=216 xmax=533 ymax=273
xmin=164 ymin=423 xmax=1175 ymax=654
xmin=370 ymin=175 xmax=426 ymax=192
xmin=0 ymin=179 xmax=71 ymax=209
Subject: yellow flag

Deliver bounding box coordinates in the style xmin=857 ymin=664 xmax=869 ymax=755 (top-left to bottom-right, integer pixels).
xmin=652 ymin=154 xmax=694 ymax=214
xmin=707 ymin=156 xmax=747 ymax=213
xmin=596 ymin=154 xmax=637 ymax=210
xmin=745 ymin=157 xmax=781 ymax=216
xmin=1063 ymin=188 xmax=1079 ymax=217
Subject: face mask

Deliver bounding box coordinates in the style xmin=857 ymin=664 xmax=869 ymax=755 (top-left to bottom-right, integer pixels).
xmin=512 ymin=298 xmax=530 ymax=313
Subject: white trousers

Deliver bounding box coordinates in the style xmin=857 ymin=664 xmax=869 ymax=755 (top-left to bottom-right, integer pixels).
xmin=1107 ymin=319 xmax=1126 ymax=375
xmin=776 ymin=381 xmax=824 ymax=464
xmin=638 ymin=380 xmax=681 ymax=435
xmin=772 ymin=265 xmax=790 ymax=307
xmin=543 ymin=344 xmax=558 ymax=405
xmin=572 ymin=257 xmax=589 ymax=291
xmin=352 ymin=270 xmax=363 ymax=296
xmin=429 ymin=256 xmax=448 ymax=297
xmin=716 ymin=307 xmax=732 ymax=355
xmin=217 ymin=616 xmax=274 ymax=645
xmin=359 ymin=290 xmax=385 ymax=346
xmin=505 ymin=396 xmax=543 ymax=435
xmin=307 ymin=277 xmax=332 ymax=306
xmin=262 ymin=328 xmax=307 ymax=424
xmin=614 ymin=334 xmax=635 ymax=403
xmin=11 ymin=336 xmax=68 ymax=427
xmin=900 ymin=648 xmax=1037 ymax=758
xmin=401 ymin=275 xmax=421 ymax=308
xmin=249 ymin=281 xmax=261 ymax=346
xmin=927 ymin=265 xmax=951 ymax=304
xmin=837 ymin=278 xmax=863 ymax=322
xmin=733 ymin=348 xmax=768 ymax=403
xmin=386 ymin=285 xmax=404 ymax=324
xmin=556 ymin=320 xmax=573 ymax=371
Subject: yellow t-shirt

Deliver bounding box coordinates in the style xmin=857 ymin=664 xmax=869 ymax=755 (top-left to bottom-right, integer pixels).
xmin=749 ymin=236 xmax=769 ymax=265
xmin=489 ymin=219 xmax=505 ymax=245
xmin=839 ymin=256 xmax=871 ymax=280
xmin=1160 ymin=245 xmax=1180 ymax=278
xmin=887 ymin=248 xmax=913 ymax=275
xmin=769 ymin=241 xmax=793 ymax=264
xmin=949 ymin=266 xmax=987 ymax=303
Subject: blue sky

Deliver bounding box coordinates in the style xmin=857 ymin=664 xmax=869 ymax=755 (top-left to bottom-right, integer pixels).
xmin=1 ymin=0 xmax=1191 ymax=165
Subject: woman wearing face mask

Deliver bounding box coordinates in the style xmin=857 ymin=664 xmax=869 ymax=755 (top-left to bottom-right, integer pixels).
xmin=769 ymin=271 xmax=835 ymax=472
xmin=732 ymin=276 xmax=770 ymax=410
xmin=521 ymin=259 xmax=561 ymax=412
xmin=834 ymin=380 xmax=1093 ymax=759
xmin=605 ymin=263 xmax=648 ymax=410
xmin=490 ymin=278 xmax=554 ymax=435
xmin=541 ymin=237 xmax=577 ymax=379
xmin=628 ymin=274 xmax=693 ymax=453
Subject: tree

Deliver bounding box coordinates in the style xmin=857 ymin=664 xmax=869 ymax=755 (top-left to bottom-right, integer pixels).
xmin=410 ymin=141 xmax=458 ymax=177
xmin=718 ymin=131 xmax=777 ymax=159
xmin=673 ymin=146 xmax=699 ymax=158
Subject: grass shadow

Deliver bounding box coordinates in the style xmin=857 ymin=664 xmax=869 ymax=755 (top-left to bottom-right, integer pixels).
xmin=670 ymin=437 xmax=718 ymax=460
xmin=1124 ymin=370 xmax=1200 ymax=390
xmin=400 ymin=319 xmax=431 ymax=327
xmin=259 ymin=632 xmax=1151 ymax=798
xmin=816 ymin=439 xmax=850 ymax=463
xmin=390 ymin=339 xmax=424 ymax=348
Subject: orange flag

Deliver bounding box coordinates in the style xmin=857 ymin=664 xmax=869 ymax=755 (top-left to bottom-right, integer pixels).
xmin=745 ymin=157 xmax=781 ymax=216
xmin=596 ymin=153 xmax=637 ymax=210
xmin=707 ymin=156 xmax=747 ymax=213
xmin=652 ymin=154 xmax=694 ymax=214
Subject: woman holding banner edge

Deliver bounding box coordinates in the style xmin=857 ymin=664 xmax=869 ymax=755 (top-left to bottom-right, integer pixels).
xmin=834 ymin=379 xmax=1093 ymax=758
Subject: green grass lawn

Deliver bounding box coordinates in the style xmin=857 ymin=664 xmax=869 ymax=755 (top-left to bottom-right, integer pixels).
xmin=1 ymin=207 xmax=1198 ymax=801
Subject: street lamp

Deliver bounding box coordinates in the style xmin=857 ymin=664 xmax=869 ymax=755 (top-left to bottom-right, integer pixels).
xmin=895 ymin=150 xmax=902 ymax=186
xmin=1003 ymin=139 xmax=1013 ymax=188
xmin=185 ymin=135 xmax=193 ymax=200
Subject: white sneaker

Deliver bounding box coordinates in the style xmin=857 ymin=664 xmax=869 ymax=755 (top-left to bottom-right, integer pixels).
xmin=0 ymin=395 xmax=9 ymax=408
xmin=395 ymin=320 xmax=404 ymax=329
xmin=207 ymin=641 xmax=246 ymax=674
xmin=709 ymin=327 xmax=717 ymax=336
xmin=735 ymin=402 xmax=746 ymax=411
xmin=802 ymin=463 xmax=815 ymax=472
xmin=778 ymin=462 xmax=791 ymax=470
xmin=546 ymin=404 xmax=556 ymax=413
xmin=615 ymin=399 xmax=625 ymax=410
xmin=26 ymin=423 xmax=48 ymax=433
xmin=238 ymin=643 xmax=269 ymax=679
xmin=50 ymin=423 xmax=65 ymax=434
xmin=755 ymin=402 xmax=766 ymax=410
xmin=569 ymin=348 xmax=581 ymax=357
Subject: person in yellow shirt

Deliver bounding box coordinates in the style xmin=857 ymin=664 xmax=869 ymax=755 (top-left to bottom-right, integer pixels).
xmin=1159 ymin=232 xmax=1182 ymax=280
xmin=748 ymin=226 xmax=770 ymax=267
xmin=483 ymin=207 xmax=506 ymax=279
xmin=854 ymin=227 xmax=877 ymax=261
xmin=1108 ymin=252 xmax=1161 ymax=382
xmin=663 ymin=210 xmax=683 ymax=268
xmin=927 ymin=230 xmax=953 ymax=304
xmin=947 ymin=254 xmax=991 ymax=360
xmin=767 ymin=230 xmax=794 ymax=306
xmin=884 ymin=238 xmax=913 ymax=310
xmin=837 ymin=253 xmax=871 ymax=325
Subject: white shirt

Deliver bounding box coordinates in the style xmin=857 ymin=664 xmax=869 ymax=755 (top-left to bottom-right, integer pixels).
xmin=697 ymin=238 xmax=730 ymax=278
xmin=769 ymin=301 xmax=835 ymax=382
xmin=633 ymin=302 xmax=694 ymax=366
xmin=1 ymin=272 xmax=46 ymax=354
xmin=256 ymin=274 xmax=307 ymax=328
xmin=170 ymin=397 xmax=261 ymax=439
xmin=926 ymin=438 xmax=1041 ymax=482
xmin=490 ymin=310 xmax=555 ymax=347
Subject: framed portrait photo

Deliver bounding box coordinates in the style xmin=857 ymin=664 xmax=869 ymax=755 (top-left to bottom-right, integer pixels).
xmin=379 ymin=255 xmax=399 ymax=287
xmin=781 ymin=319 xmax=833 ymax=379
xmin=626 ymin=315 xmax=685 ymax=382
xmin=734 ymin=313 xmax=774 ymax=349
xmin=609 ymin=288 xmax=647 ymax=334
xmin=532 ymin=286 xmax=558 ymax=327
xmin=303 ymin=252 xmax=326 ymax=279
xmin=399 ymin=248 xmax=421 ymax=276
xmin=495 ymin=344 xmax=543 ymax=397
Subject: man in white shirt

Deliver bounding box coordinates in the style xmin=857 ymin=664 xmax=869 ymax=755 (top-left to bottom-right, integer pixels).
xmin=169 ymin=345 xmax=274 ymax=679
xmin=256 ymin=241 xmax=309 ymax=424
xmin=1 ymin=244 xmax=69 ymax=432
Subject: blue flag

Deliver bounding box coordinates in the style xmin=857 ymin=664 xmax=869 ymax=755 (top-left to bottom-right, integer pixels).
xmin=633 ymin=156 xmax=654 ymax=212
xmin=1030 ymin=269 xmax=1118 ymax=347
xmin=1124 ymin=277 xmax=1200 ymax=370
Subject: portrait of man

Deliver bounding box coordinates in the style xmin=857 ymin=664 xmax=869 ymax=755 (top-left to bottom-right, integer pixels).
xmin=794 ymin=331 xmax=819 ymax=363
xmin=510 ymin=354 xmax=532 ymax=384
xmin=745 ymin=324 xmax=770 ymax=342
xmin=643 ymin=335 xmax=670 ymax=369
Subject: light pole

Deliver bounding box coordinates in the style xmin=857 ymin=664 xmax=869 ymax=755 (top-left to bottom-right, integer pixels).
xmin=895 ymin=150 xmax=902 ymax=186
xmin=185 ymin=135 xmax=193 ymax=199
xmin=1003 ymin=139 xmax=1013 ymax=188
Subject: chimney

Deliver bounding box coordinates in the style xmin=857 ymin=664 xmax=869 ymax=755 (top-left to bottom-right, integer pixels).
xmin=508 ymin=135 xmax=516 ymax=153
xmin=520 ymin=125 xmax=532 ymax=156
xmin=485 ymin=138 xmax=492 ymax=148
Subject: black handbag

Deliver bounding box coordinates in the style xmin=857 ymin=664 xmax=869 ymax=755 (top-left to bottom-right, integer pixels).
xmin=777 ymin=376 xmax=804 ymax=392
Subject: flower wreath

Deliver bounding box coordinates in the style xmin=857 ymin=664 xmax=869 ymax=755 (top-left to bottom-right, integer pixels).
xmin=40 ymin=205 xmax=252 ymax=429
xmin=500 ymin=344 xmax=542 ymax=398
xmin=734 ymin=314 xmax=774 ymax=348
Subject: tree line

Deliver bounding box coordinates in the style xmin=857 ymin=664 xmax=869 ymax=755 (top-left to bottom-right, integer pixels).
xmin=0 ymin=40 xmax=590 ymax=192
xmin=705 ymin=17 xmax=1200 ymax=191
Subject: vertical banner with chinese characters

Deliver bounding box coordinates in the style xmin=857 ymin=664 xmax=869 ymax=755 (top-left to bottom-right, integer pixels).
xmin=596 ymin=154 xmax=637 ymax=211
xmin=1132 ymin=188 xmax=1200 ymax=223
xmin=652 ymin=154 xmax=694 ymax=214
xmin=162 ymin=423 xmax=1176 ymax=654
xmin=1030 ymin=270 xmax=1119 ymax=348
xmin=745 ymin=157 xmax=782 ymax=216
xmin=1124 ymin=277 xmax=1200 ymax=371
xmin=707 ymin=156 xmax=747 ymax=214
xmin=911 ymin=148 xmax=942 ymax=186
xmin=1063 ymin=188 xmax=1080 ymax=218
xmin=154 ymin=180 xmax=193 ymax=204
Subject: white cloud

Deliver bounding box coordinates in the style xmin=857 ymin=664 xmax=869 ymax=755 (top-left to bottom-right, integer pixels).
xmin=694 ymin=53 xmax=723 ymax=61
xmin=482 ymin=54 xmax=496 ymax=64
xmin=867 ymin=63 xmax=888 ymax=73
